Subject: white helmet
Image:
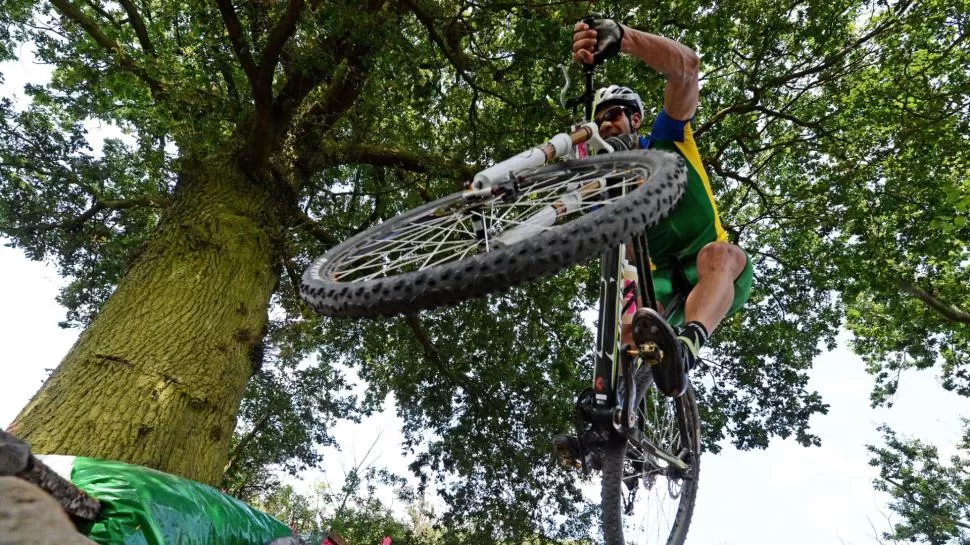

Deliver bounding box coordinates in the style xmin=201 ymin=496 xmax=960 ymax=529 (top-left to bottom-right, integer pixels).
xmin=593 ymin=85 xmax=645 ymax=119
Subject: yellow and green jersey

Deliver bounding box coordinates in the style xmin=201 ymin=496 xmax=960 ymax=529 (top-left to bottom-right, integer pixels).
xmin=639 ymin=109 xmax=727 ymax=260
xmin=637 ymin=109 xmax=753 ymax=324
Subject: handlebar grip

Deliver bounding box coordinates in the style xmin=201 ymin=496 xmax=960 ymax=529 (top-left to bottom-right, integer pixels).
xmin=581 ymin=15 xmax=597 ymax=73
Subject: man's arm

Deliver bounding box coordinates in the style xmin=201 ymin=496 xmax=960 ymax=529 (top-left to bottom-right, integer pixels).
xmin=573 ymin=21 xmax=699 ymax=121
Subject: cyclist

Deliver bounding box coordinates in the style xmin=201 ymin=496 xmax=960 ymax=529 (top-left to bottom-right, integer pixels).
xmin=573 ymin=18 xmax=754 ymax=397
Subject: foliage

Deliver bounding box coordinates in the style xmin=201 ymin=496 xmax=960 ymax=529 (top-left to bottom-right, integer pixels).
xmin=254 ymin=483 xmax=325 ymax=538
xmin=255 ymin=471 xmax=587 ymax=545
xmin=868 ymin=422 xmax=970 ymax=544
xmin=318 ymin=271 xmax=602 ymax=543
xmin=0 ymin=0 xmax=969 ymax=539
xmin=826 ymin=0 xmax=970 ymax=406
xmin=222 ymin=315 xmax=374 ymax=497
xmin=246 ymin=450 xmax=415 ymax=543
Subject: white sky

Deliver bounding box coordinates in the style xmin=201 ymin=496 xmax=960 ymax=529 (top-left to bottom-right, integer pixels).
xmin=3 ymin=42 xmax=969 ymax=545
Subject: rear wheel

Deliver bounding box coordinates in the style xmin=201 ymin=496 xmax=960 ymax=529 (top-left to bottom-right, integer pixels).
xmin=599 ymin=372 xmax=701 ymax=545
xmin=301 ymin=150 xmax=687 ymax=317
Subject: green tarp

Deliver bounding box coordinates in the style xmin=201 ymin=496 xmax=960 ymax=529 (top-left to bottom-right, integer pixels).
xmin=40 ymin=455 xmax=292 ymax=545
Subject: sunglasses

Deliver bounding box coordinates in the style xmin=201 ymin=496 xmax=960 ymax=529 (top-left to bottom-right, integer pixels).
xmin=595 ymin=107 xmax=628 ymax=126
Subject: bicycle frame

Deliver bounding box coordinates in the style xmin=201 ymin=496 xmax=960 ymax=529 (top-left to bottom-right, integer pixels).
xmin=590 ymin=236 xmax=687 ymax=417
xmin=571 ymin=233 xmax=695 ymax=483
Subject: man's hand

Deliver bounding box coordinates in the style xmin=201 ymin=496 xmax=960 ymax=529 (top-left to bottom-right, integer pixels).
xmin=572 ymin=18 xmax=625 ymax=66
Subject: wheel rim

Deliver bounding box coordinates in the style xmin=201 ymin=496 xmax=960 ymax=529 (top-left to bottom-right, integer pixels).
xmin=321 ymin=161 xmax=652 ymax=283
xmin=619 ymin=388 xmax=697 ymax=545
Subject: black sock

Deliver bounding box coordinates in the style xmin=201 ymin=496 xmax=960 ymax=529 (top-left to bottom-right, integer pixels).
xmin=675 ymin=321 xmax=708 ymax=371
xmin=678 ymin=321 xmax=709 ymax=348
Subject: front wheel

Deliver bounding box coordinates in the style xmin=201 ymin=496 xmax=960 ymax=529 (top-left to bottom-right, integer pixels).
xmin=301 ymin=150 xmax=687 ymax=317
xmin=599 ymin=374 xmax=701 ymax=545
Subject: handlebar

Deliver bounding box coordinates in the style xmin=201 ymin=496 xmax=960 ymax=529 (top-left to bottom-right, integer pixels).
xmin=560 ymin=16 xmax=599 ymax=122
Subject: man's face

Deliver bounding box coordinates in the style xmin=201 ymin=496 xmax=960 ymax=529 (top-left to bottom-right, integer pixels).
xmin=595 ymin=106 xmax=642 ymax=138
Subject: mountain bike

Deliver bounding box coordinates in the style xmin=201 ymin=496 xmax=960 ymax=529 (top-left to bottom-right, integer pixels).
xmin=300 ymin=68 xmax=702 ymax=545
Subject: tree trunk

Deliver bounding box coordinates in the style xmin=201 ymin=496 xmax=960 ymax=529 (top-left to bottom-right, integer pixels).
xmin=10 ymin=151 xmax=283 ymax=485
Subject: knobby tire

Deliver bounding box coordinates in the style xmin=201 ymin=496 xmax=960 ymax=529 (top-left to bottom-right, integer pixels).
xmin=301 ymin=150 xmax=687 ymax=318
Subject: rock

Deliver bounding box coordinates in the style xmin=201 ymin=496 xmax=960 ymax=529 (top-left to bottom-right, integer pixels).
xmin=0 ymin=431 xmax=30 ymax=476
xmin=0 ymin=477 xmax=97 ymax=545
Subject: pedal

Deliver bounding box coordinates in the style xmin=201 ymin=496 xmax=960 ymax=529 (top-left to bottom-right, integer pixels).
xmin=631 ymin=307 xmax=679 ymax=370
xmin=637 ymin=341 xmax=663 ymax=365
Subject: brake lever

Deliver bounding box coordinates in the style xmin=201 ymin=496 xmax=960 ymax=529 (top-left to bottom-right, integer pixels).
xmin=558 ymin=64 xmax=572 ymax=110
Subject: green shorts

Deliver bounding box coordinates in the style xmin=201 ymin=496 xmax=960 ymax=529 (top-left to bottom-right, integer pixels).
xmin=649 ymin=248 xmax=754 ymax=327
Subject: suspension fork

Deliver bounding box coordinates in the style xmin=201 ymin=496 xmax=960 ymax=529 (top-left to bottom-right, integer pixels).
xmin=592 ymin=242 xmax=624 ymax=416
xmin=590 ymin=214 xmax=661 ymax=426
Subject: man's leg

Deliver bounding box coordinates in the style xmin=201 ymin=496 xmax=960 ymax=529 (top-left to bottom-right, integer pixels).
xmin=683 ymin=241 xmax=748 ymax=333
xmin=635 ymin=241 xmax=748 ymax=396
xmin=673 ymin=241 xmax=748 ymax=374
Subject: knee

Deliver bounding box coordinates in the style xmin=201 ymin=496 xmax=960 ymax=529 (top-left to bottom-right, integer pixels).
xmin=696 ymin=242 xmax=746 ymax=279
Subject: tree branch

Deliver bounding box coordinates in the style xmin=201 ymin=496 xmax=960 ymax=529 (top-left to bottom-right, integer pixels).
xmin=223 ymin=410 xmax=272 ymax=475
xmin=214 ymin=0 xmax=259 ymax=92
xmin=257 ymin=0 xmax=304 ymax=91
xmin=117 ymin=0 xmax=156 ymax=57
xmin=292 ymin=208 xmax=338 ymax=246
xmin=20 ymin=196 xmax=169 ymax=234
xmin=694 ymin=99 xmax=756 ymax=139
xmin=695 ymin=2 xmax=912 ymax=140
xmin=48 ymin=0 xmax=163 ymax=96
xmin=216 ymin=57 xmax=242 ymax=115
xmin=706 ymin=153 xmax=776 ymax=210
xmin=402 ymin=315 xmax=510 ymax=418
xmin=81 ymin=0 xmax=119 ymax=27
xmin=767 ymin=0 xmax=913 ymax=92
xmin=402 ymin=0 xmax=467 ymax=71
xmin=881 ymin=474 xmax=970 ymax=531
xmin=289 ymin=58 xmax=373 ymax=180
xmin=271 ymin=3 xmax=391 ymax=175
xmin=401 ymin=0 xmax=514 ymax=105
xmin=748 ymin=248 xmax=801 ymax=273
xmin=755 ymin=105 xmax=823 ymax=132
xmin=404 ymin=315 xmax=449 ymax=375
xmin=330 ymin=434 xmax=382 ymax=527
xmin=899 ymin=282 xmax=970 ymax=324
xmin=325 ymin=143 xmax=477 ymax=180
xmin=283 ymin=259 xmax=304 ymax=305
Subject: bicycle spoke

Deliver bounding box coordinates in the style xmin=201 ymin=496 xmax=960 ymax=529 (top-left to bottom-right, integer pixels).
xmin=337 ymin=213 xmax=481 ymax=279
xmin=341 ymin=243 xmax=476 ymax=281
xmin=378 ymin=211 xmax=477 ymax=242
xmin=327 ymin=167 xmax=648 ymax=281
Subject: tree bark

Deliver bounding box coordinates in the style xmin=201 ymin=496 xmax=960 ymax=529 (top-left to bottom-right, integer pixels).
xmin=10 ymin=151 xmax=283 ymax=485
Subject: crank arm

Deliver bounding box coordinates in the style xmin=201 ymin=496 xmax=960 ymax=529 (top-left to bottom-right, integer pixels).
xmin=627 ymin=428 xmax=690 ymax=472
